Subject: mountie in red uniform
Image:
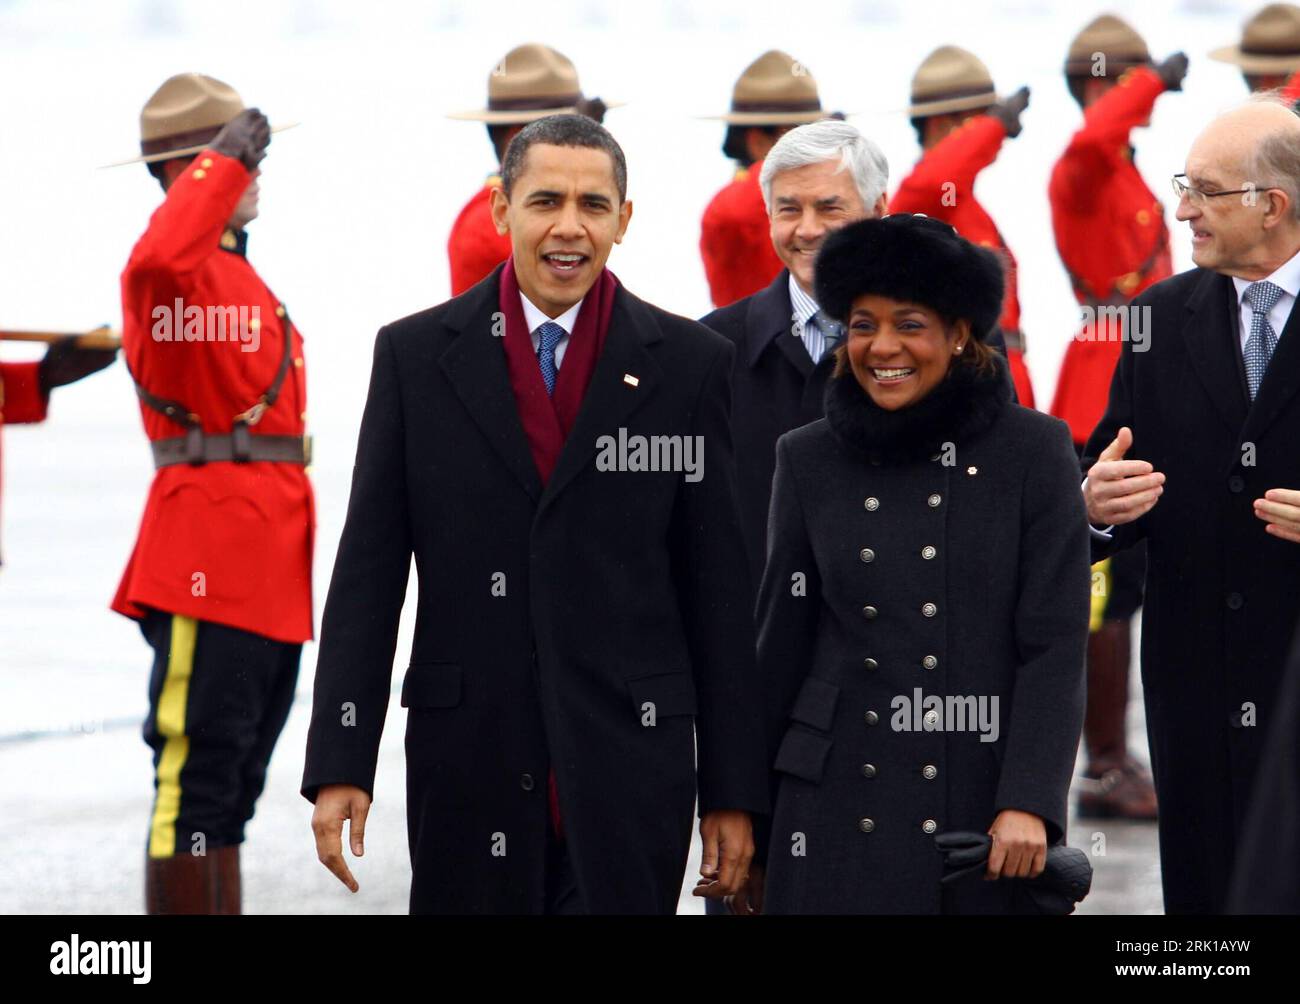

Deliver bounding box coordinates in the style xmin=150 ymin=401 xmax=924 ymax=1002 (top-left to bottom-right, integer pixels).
xmin=890 ymin=114 xmax=1035 ymax=406
xmin=700 ymin=160 xmax=783 ymax=309
xmin=448 ymin=175 xmax=512 ymax=297
xmin=0 ymin=360 xmax=47 ymax=559
xmin=113 ymin=149 xmax=314 ymax=644
xmin=1048 ymin=66 xmax=1173 ymax=445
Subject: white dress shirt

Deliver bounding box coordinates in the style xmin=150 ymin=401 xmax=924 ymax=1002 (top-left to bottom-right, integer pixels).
xmin=1231 ymin=245 xmax=1300 ymax=351
xmin=520 ymin=292 xmax=583 ymax=371
xmin=788 ymin=273 xmax=837 ymax=364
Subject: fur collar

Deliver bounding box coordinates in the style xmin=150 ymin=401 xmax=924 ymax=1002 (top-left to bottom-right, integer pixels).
xmin=823 ymin=353 xmax=1012 ymax=465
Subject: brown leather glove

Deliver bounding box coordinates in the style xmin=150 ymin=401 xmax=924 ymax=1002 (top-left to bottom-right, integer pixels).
xmin=1155 ymin=52 xmax=1189 ymax=91
xmin=38 ymin=336 xmax=116 ymax=395
xmin=989 ymin=86 xmax=1030 ymax=138
xmin=211 ymin=108 xmax=271 ymax=172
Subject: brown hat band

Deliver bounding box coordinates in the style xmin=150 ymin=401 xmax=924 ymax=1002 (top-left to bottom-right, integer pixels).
xmin=487 ymin=92 xmax=583 ymax=111
xmin=912 ymin=84 xmax=996 ymax=106
xmin=140 ymin=125 xmax=223 ymax=158
xmin=1243 ymin=41 xmax=1300 ymax=57
xmin=730 ymin=98 xmax=823 ymax=113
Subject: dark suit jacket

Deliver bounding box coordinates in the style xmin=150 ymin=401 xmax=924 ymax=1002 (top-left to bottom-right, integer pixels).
xmin=301 ymin=266 xmax=768 ymax=914
xmin=1084 ymin=267 xmax=1300 ymax=914
xmin=701 ymin=271 xmax=1012 ymax=587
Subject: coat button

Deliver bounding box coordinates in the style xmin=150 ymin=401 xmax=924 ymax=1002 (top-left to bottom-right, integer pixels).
xmin=922 ymin=819 xmax=938 ymax=834
xmin=859 ymin=818 xmax=875 ymax=833
xmin=863 ymin=657 xmax=879 ymax=670
xmin=863 ymin=605 xmax=879 ymax=619
xmin=922 ymin=764 xmax=938 ymax=780
xmin=922 ymin=655 xmax=938 ymax=670
xmin=923 ymin=709 xmax=939 ymax=727
xmin=927 ymin=493 xmax=942 ymax=508
xmin=1229 ymin=476 xmax=1245 ymax=493
xmin=864 ymin=497 xmax=880 ymax=511
xmin=520 ymin=773 xmax=535 ymax=791
xmin=921 ymin=545 xmax=937 ymax=560
xmin=864 ymin=710 xmax=879 ymax=726
xmin=862 ymin=763 xmax=877 ymax=778
xmin=921 ymin=602 xmax=937 ymax=618
xmin=1226 ymin=592 xmax=1244 ymax=611
xmin=860 ymin=547 xmax=875 ymax=562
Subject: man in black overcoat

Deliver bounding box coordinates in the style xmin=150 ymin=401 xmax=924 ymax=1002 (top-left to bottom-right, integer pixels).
xmin=301 ymin=114 xmax=767 ymax=914
xmin=1083 ymin=97 xmax=1300 ymax=913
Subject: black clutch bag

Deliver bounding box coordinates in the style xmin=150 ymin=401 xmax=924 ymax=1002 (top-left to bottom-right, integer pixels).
xmin=934 ymin=831 xmax=1093 ymax=915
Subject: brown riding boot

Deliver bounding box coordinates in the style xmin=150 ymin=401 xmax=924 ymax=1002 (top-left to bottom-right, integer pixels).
xmin=144 ymin=845 xmax=242 ymax=914
xmin=1076 ymin=619 xmax=1159 ymax=820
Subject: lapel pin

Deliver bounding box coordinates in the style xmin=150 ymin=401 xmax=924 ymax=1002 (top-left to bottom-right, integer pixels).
xmin=623 ymin=373 xmax=640 ymax=387
xmin=967 ymin=466 xmax=979 ymax=476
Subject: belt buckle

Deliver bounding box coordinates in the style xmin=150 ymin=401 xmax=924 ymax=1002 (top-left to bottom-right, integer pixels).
xmin=302 ymin=434 xmax=313 ymax=466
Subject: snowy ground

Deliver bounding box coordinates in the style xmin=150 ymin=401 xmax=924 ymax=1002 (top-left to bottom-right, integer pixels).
xmin=0 ymin=0 xmax=1253 ymax=913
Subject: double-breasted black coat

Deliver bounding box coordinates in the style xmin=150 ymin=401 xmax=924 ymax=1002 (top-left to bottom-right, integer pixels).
xmin=756 ymin=358 xmax=1089 ymax=914
xmin=300 ymin=267 xmax=768 ymax=914
xmin=1083 ymin=267 xmax=1300 ymax=914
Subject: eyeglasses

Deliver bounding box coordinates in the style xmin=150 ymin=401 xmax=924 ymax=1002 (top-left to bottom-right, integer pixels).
xmin=1172 ymin=174 xmax=1263 ymax=207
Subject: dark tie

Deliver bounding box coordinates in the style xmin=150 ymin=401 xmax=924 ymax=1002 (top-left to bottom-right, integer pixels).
xmin=812 ymin=310 xmax=845 ymax=363
xmin=537 ymin=321 xmax=565 ymax=396
xmin=1244 ymin=281 xmax=1282 ymax=401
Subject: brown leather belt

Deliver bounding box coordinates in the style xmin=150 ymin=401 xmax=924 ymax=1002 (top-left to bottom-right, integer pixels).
xmin=151 ymin=430 xmax=311 ymax=468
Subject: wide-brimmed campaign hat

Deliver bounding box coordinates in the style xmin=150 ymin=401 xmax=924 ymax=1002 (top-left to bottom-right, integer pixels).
xmin=103 ymin=72 xmax=296 ymax=168
xmin=1211 ymin=3 xmax=1300 ymax=75
xmin=1064 ymin=14 xmax=1152 ymax=76
xmin=703 ymin=50 xmax=830 ymax=125
xmin=447 ymin=43 xmax=622 ymax=124
xmin=908 ymin=46 xmax=999 ymax=117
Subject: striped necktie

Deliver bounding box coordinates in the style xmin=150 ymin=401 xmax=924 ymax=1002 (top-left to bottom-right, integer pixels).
xmin=811 ymin=310 xmax=845 ymax=364
xmin=536 ymin=321 xmax=566 ymax=396
xmin=1244 ymin=281 xmax=1282 ymax=401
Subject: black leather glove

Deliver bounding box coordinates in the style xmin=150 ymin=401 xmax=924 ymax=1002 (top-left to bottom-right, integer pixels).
xmin=1155 ymin=52 xmax=1189 ymax=92
xmin=38 ymin=336 xmax=117 ymax=395
xmin=935 ymin=830 xmax=1093 ymax=915
xmin=211 ymin=108 xmax=271 ymax=172
xmin=988 ymin=86 xmax=1030 ymax=138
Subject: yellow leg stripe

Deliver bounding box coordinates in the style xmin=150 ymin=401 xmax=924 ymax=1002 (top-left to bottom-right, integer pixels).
xmin=1089 ymin=558 xmax=1113 ymax=634
xmin=148 ymin=615 xmax=198 ymax=859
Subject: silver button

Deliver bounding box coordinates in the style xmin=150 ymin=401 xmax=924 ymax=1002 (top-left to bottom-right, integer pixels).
xmin=922 ymin=818 xmax=937 ymax=834
xmin=864 ymin=710 xmax=879 ymax=726
xmin=922 ymin=602 xmax=937 ymax=618
xmin=864 ymin=497 xmax=880 ymax=511
xmin=927 ymin=493 xmax=942 ymax=508
xmin=923 ymin=709 xmax=939 ymax=727
xmin=863 ymin=605 xmax=878 ymax=619
xmin=863 ymin=657 xmax=878 ymax=670
xmin=859 ymin=818 xmax=875 ymax=833
xmin=921 ymin=545 xmax=937 ymax=560
xmin=922 ymin=764 xmax=937 ymax=780
xmin=922 ymin=655 xmax=938 ymax=670
xmin=862 ymin=763 xmax=877 ymax=779
xmin=860 ymin=547 xmax=875 ymax=563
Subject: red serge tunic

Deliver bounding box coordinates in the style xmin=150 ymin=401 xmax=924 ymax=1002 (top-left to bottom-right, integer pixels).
xmin=112 ymin=150 xmax=314 ymax=644
xmin=448 ymin=178 xmax=513 ymax=297
xmin=0 ymin=361 xmax=48 ymax=561
xmin=700 ymin=161 xmax=784 ymax=309
xmin=890 ymin=114 xmax=1035 ymax=407
xmin=1048 ymin=67 xmax=1173 ymax=444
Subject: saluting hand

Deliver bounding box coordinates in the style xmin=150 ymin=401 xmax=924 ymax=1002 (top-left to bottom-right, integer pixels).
xmin=1084 ymin=426 xmax=1165 ymax=526
xmin=311 ymin=783 xmax=371 ymax=893
xmin=1156 ymin=51 xmax=1189 ymax=92
xmin=1254 ymin=488 xmax=1300 ymax=544
xmin=990 ymin=86 xmax=1030 ymax=139
xmin=212 ymin=107 xmax=271 ymax=172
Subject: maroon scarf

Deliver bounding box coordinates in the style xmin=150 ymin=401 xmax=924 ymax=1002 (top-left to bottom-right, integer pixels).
xmin=497 ymin=256 xmax=620 ymax=838
xmin=498 ymin=255 xmax=619 ymax=483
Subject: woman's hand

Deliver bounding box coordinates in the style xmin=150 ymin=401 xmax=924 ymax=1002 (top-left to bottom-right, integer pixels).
xmin=986 ymin=809 xmax=1046 ymax=879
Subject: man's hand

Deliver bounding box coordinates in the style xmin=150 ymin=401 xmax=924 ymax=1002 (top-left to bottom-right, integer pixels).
xmin=986 ymin=809 xmax=1047 ymax=880
xmin=723 ymin=865 xmax=765 ymax=916
xmin=1255 ymin=488 xmax=1300 ymax=544
xmin=989 ymin=86 xmax=1030 ymax=139
xmin=212 ymin=108 xmax=271 ymax=173
xmin=1156 ymin=51 xmax=1189 ymax=91
xmin=311 ymin=783 xmax=370 ymax=893
xmin=1084 ymin=426 xmax=1165 ymax=526
xmin=691 ymin=810 xmax=754 ymax=900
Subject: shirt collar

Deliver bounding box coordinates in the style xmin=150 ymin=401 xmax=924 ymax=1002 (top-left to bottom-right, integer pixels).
xmin=787 ymin=273 xmax=821 ymax=327
xmin=1231 ymin=245 xmax=1300 ymax=304
xmin=519 ymin=291 xmax=584 ymax=336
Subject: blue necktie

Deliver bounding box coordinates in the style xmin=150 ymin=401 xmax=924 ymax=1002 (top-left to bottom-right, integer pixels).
xmin=1244 ymin=281 xmax=1283 ymax=401
xmin=811 ymin=310 xmax=845 ymax=364
xmin=537 ymin=321 xmax=565 ymax=396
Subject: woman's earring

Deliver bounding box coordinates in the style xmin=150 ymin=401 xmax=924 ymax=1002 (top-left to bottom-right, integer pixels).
xmin=955 ymin=343 xmax=965 ymax=355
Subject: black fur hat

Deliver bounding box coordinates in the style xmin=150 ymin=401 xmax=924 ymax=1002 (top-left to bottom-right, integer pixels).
xmin=813 ymin=214 xmax=1005 ymax=341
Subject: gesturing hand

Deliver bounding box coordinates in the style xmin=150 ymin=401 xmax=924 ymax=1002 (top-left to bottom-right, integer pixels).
xmin=1084 ymin=426 xmax=1165 ymax=526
